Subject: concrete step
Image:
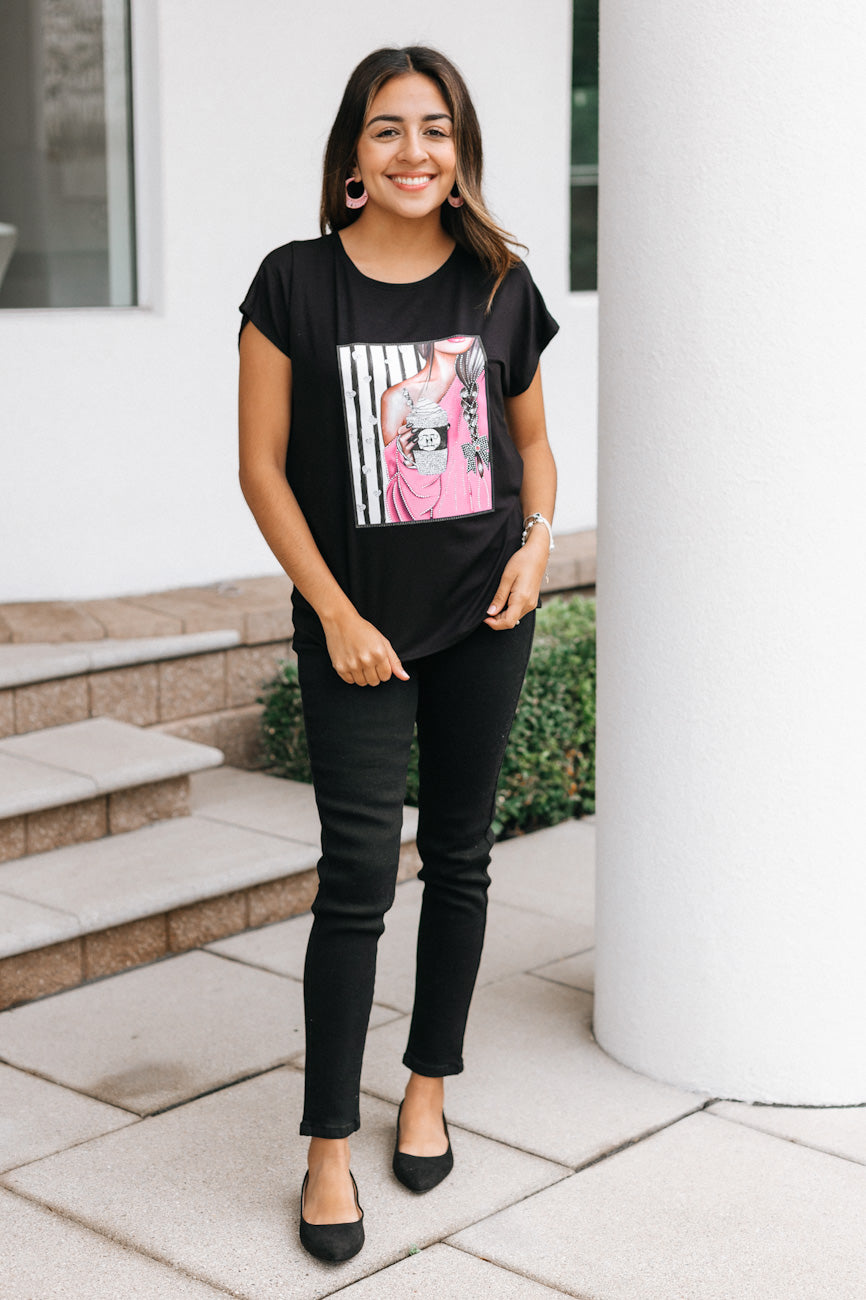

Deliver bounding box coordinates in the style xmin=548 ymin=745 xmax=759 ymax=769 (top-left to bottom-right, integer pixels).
xmin=0 ymin=718 xmax=223 ymax=862
xmin=0 ymin=766 xmax=419 ymax=1011
xmin=0 ymin=628 xmax=291 ymax=742
xmin=0 ymin=630 xmax=241 ymax=691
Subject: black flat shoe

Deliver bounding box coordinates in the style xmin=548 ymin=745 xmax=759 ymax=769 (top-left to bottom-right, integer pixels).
xmin=392 ymin=1099 xmax=454 ymax=1193
xmin=299 ymin=1169 xmax=364 ymax=1262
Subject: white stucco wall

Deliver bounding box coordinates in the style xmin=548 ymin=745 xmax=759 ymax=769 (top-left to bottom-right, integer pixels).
xmin=0 ymin=0 xmax=595 ymax=602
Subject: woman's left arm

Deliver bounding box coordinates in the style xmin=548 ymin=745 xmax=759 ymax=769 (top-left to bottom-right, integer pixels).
xmin=485 ymin=366 xmax=557 ymax=630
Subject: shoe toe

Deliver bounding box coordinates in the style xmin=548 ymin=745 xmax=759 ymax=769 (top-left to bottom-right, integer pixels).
xmin=392 ymin=1145 xmax=454 ymax=1193
xmin=299 ymin=1216 xmax=365 ymax=1263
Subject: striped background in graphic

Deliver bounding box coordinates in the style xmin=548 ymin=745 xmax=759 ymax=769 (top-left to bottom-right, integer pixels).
xmin=338 ymin=342 xmax=422 ymax=527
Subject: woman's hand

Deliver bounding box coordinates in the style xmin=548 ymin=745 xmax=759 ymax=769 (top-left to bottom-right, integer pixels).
xmin=484 ymin=527 xmax=550 ymax=630
xmin=322 ymin=609 xmax=410 ymax=686
xmin=396 ymin=422 xmax=418 ymax=465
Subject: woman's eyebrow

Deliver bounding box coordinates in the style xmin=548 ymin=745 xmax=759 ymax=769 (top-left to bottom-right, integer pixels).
xmin=366 ymin=113 xmax=453 ymax=126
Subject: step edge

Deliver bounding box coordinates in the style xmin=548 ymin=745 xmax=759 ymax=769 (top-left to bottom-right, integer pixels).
xmin=0 ymin=843 xmax=321 ymax=959
xmin=0 ymin=748 xmax=224 ymax=819
xmin=0 ymin=629 xmax=243 ymax=689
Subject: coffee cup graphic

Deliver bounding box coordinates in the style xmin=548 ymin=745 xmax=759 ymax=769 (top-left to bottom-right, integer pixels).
xmin=406 ymin=398 xmax=449 ymax=474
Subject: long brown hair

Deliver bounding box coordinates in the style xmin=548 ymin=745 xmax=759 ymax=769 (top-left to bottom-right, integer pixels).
xmin=320 ymin=46 xmax=524 ymax=309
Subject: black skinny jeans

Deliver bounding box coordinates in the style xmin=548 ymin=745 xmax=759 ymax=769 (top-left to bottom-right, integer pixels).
xmin=297 ymin=613 xmax=535 ymax=1138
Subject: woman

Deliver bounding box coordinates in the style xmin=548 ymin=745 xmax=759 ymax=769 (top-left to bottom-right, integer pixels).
xmin=238 ymin=45 xmax=558 ymax=1263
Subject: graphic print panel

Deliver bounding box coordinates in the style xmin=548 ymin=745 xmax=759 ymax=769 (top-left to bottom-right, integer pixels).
xmin=338 ymin=336 xmax=493 ymax=527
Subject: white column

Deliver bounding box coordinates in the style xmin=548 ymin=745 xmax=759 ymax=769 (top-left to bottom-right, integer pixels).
xmin=594 ymin=0 xmax=866 ymax=1103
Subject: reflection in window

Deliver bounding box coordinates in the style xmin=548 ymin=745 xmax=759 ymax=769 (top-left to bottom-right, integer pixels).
xmin=571 ymin=0 xmax=598 ymax=292
xmin=0 ymin=0 xmax=136 ymax=308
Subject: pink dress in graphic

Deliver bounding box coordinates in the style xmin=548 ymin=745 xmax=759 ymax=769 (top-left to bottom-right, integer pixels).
xmin=384 ymin=370 xmax=491 ymax=522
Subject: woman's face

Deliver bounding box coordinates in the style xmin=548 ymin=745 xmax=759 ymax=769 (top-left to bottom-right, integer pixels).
xmin=353 ymin=73 xmax=457 ymax=221
xmin=433 ymin=335 xmax=475 ymax=356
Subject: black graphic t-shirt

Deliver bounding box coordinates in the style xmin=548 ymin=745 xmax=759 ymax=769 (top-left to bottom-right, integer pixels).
xmin=238 ymin=233 xmax=558 ymax=661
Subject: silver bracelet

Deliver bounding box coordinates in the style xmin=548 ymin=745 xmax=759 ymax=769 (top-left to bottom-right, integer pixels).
xmin=521 ymin=513 xmax=555 ymax=550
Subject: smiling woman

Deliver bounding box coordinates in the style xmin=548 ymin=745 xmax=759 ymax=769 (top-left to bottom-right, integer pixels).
xmin=237 ymin=44 xmax=559 ymax=1264
xmin=319 ymin=47 xmax=520 ymax=298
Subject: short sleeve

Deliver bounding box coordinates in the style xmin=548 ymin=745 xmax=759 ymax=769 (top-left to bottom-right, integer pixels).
xmin=238 ymin=244 xmax=293 ymax=357
xmin=494 ymin=261 xmax=560 ymax=397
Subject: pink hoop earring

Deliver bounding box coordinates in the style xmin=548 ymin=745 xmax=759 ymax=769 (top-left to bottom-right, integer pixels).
xmin=447 ymin=183 xmax=464 ymax=209
xmin=345 ymin=177 xmax=367 ymax=210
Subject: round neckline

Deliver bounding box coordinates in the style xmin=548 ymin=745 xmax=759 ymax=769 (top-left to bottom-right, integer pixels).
xmin=333 ymin=231 xmax=460 ymax=288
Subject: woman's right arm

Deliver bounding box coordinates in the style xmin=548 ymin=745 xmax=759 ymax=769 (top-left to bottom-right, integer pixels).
xmin=238 ymin=321 xmax=409 ymax=686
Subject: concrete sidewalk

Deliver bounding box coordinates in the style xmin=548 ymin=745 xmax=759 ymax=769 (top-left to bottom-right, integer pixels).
xmin=2 ymin=818 xmax=865 ymax=1297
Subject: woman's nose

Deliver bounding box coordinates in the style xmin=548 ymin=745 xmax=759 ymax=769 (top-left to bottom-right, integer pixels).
xmin=397 ymin=131 xmax=428 ymax=164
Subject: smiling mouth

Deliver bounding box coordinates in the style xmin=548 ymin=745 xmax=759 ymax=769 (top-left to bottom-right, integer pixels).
xmin=388 ymin=175 xmax=434 ymax=189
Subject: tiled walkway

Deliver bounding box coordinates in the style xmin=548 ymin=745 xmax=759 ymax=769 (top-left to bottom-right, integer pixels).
xmin=2 ymin=819 xmax=866 ymax=1297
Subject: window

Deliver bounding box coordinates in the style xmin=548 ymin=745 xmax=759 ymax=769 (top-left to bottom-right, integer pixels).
xmin=0 ymin=0 xmax=136 ymax=308
xmin=571 ymin=0 xmax=599 ymax=291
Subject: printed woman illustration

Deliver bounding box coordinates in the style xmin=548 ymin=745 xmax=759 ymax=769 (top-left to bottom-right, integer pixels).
xmin=381 ymin=335 xmax=491 ymax=521
xmin=238 ymin=44 xmax=558 ymax=1264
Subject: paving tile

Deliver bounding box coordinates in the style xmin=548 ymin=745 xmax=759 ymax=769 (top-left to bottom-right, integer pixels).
xmin=335 ymin=1242 xmax=566 ymax=1297
xmin=361 ymin=973 xmax=708 ymax=1167
xmin=244 ymin=604 xmax=294 ymax=644
xmin=127 ymin=591 xmax=248 ymax=638
xmin=108 ymin=775 xmax=189 ymax=834
xmin=0 ymin=751 xmax=94 ymax=818
xmin=1 ymin=717 xmax=223 ymax=794
xmin=396 ymin=840 xmax=422 ymax=883
xmin=144 ymin=576 xmax=296 ymax=646
xmin=0 ymin=938 xmax=83 ymax=1009
xmin=530 ymin=948 xmax=594 ymax=992
xmin=189 ymin=767 xmax=322 ymax=845
xmin=228 ymin=576 xmax=295 ymax=603
xmin=216 ymin=704 xmax=266 ymax=769
xmin=0 ymin=646 xmax=86 ymax=688
xmin=489 ymin=819 xmax=594 ymax=925
xmin=190 ymin=766 xmax=418 ymax=847
xmin=0 ymin=632 xmax=242 ymax=689
xmin=0 ymin=814 xmax=27 ymax=862
xmin=26 ymin=795 xmax=107 ymax=853
xmin=449 ymin=1111 xmax=866 ymax=1299
xmin=156 ymin=704 xmax=265 ymax=772
xmin=79 ymin=598 xmax=185 ymax=638
xmin=3 ymin=1069 xmax=568 ymax=1299
xmin=89 ymin=662 xmax=160 ymax=725
xmin=246 ymin=869 xmax=319 ymax=926
xmin=226 ymin=643 xmax=290 ymax=708
xmin=83 ymin=915 xmax=168 ymax=979
xmin=210 ymin=881 xmax=585 ymax=1016
xmin=0 ymin=602 xmax=105 ymax=644
xmin=159 ymin=653 xmax=227 ymax=720
xmin=0 ymin=1187 xmax=230 ymax=1298
xmin=85 ymin=631 xmax=241 ymax=670
xmin=13 ymin=674 xmax=90 ymax=731
xmin=0 ymin=649 xmax=89 ymax=691
xmin=0 ymin=816 xmax=316 ymax=945
xmin=709 ymin=1098 xmax=866 ymax=1166
xmin=155 ymin=712 xmax=222 ymax=749
xmin=545 ymin=543 xmax=596 ymax=593
xmin=0 ymin=688 xmax=14 ymax=737
xmin=167 ymin=890 xmax=248 ymax=951
xmin=0 ymin=950 xmax=308 ymax=1113
xmin=0 ymin=1062 xmax=135 ymax=1172
xmin=0 ymin=894 xmax=79 ymax=961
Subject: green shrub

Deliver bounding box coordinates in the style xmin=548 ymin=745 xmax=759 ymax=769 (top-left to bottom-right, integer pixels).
xmin=258 ymin=594 xmax=595 ymax=838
